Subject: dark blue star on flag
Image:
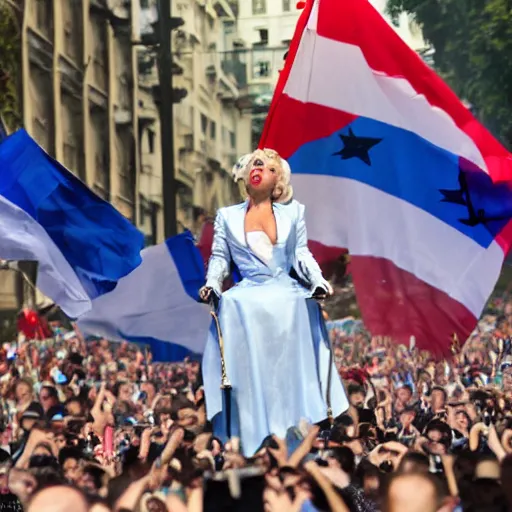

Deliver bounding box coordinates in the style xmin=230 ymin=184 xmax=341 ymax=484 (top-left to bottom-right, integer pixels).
xmin=332 ymin=127 xmax=382 ymax=166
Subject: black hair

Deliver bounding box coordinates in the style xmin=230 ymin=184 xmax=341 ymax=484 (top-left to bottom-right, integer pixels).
xmin=348 ymin=383 xmax=365 ymax=396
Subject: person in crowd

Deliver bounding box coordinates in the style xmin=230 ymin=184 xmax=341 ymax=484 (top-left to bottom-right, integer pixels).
xmin=0 ymin=290 xmax=511 ymax=510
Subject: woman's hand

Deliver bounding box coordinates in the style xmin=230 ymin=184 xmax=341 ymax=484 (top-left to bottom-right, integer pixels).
xmin=199 ymin=286 xmax=213 ymax=302
xmin=313 ymin=282 xmax=333 ymax=299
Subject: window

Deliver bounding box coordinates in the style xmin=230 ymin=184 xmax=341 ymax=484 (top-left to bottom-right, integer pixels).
xmin=252 ymin=0 xmax=266 ymax=15
xmin=148 ymin=129 xmax=155 ymax=154
xmin=229 ymin=131 xmax=236 ymax=149
xmin=200 ymin=114 xmax=208 ymax=135
xmin=282 ymin=0 xmax=291 ymax=12
xmin=210 ymin=121 xmax=216 ymax=140
xmin=253 ymin=60 xmax=271 ymax=78
xmin=63 ymin=138 xmax=78 ymax=173
xmin=258 ymin=28 xmax=268 ymax=45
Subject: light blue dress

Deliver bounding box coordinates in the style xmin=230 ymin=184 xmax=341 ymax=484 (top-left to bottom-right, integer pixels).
xmin=202 ymin=199 xmax=349 ymax=455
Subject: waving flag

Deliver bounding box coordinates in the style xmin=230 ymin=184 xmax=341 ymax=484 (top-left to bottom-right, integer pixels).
xmin=260 ymin=0 xmax=512 ymax=356
xmin=77 ymin=231 xmax=211 ymax=362
xmin=0 ymin=129 xmax=144 ymax=317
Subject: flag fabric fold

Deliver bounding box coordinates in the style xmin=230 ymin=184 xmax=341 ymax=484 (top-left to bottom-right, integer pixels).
xmin=77 ymin=231 xmax=211 ymax=362
xmin=260 ymin=0 xmax=512 ymax=355
xmin=0 ymin=129 xmax=144 ymax=317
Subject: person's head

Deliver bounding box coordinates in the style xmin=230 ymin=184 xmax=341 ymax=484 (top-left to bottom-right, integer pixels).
xmin=31 ymin=442 xmax=53 ymax=458
xmin=15 ymin=378 xmax=33 ymax=404
xmin=27 ymin=485 xmax=88 ymax=512
xmin=399 ymin=407 xmax=416 ymax=428
xmin=232 ymin=149 xmax=293 ymax=203
xmin=502 ymin=362 xmax=512 ymax=391
xmin=141 ymin=495 xmax=168 ymax=512
xmin=474 ymin=455 xmax=501 ymax=480
xmin=59 ymin=448 xmax=84 ymax=485
xmin=65 ymin=397 xmax=83 ymax=417
xmin=396 ymin=385 xmax=413 ymax=404
xmin=454 ymin=410 xmax=470 ymax=431
xmin=20 ymin=405 xmax=43 ymax=432
xmin=140 ymin=381 xmax=158 ymax=402
xmin=354 ymin=459 xmax=381 ymax=499
xmin=171 ymin=395 xmax=197 ymax=427
xmin=501 ymin=455 xmax=512 ymax=509
xmin=424 ymin=421 xmax=451 ymax=455
xmin=465 ymin=478 xmax=508 ymax=512
xmin=113 ymin=381 xmax=133 ymax=402
xmin=430 ymin=387 xmax=447 ymax=411
xmin=80 ymin=463 xmax=107 ymax=494
xmin=384 ymin=472 xmax=450 ymax=512
xmin=397 ymin=451 xmax=430 ymax=474
xmin=39 ymin=386 xmax=59 ymax=412
xmin=348 ymin=383 xmax=365 ymax=408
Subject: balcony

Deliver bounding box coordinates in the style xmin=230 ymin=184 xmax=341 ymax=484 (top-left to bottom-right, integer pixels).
xmin=208 ymin=0 xmax=236 ymax=19
xmin=205 ymin=52 xmax=238 ymax=100
xmin=90 ymin=0 xmax=130 ymax=34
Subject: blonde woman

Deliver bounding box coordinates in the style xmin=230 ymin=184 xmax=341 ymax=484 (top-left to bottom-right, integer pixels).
xmin=200 ymin=149 xmax=348 ymax=455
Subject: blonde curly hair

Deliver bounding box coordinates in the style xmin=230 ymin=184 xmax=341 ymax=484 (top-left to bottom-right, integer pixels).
xmin=231 ymin=149 xmax=293 ymax=204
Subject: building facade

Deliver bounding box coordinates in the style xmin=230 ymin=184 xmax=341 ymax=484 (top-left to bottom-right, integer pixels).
xmin=17 ymin=0 xmax=251 ymax=248
xmin=135 ymin=0 xmax=251 ymax=239
xmin=21 ymin=0 xmax=139 ymax=223
xmin=236 ymin=0 xmax=298 ymax=146
xmin=170 ymin=0 xmax=251 ymax=233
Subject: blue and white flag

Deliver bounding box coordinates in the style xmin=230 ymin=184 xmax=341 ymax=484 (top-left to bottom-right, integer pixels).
xmin=77 ymin=231 xmax=211 ymax=362
xmin=0 ymin=129 xmax=144 ymax=317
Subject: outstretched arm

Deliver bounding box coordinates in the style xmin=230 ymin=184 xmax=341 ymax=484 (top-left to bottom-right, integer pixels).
xmin=203 ymin=210 xmax=231 ymax=297
xmin=294 ymin=203 xmax=332 ymax=294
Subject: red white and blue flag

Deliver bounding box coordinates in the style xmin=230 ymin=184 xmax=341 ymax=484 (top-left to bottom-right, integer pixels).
xmin=260 ymin=0 xmax=512 ymax=356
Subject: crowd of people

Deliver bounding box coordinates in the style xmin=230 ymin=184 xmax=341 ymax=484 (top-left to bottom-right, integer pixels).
xmin=0 ymin=293 xmax=511 ymax=512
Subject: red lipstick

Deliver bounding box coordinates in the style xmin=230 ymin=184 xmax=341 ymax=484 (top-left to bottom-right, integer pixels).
xmin=250 ymin=170 xmax=262 ymax=185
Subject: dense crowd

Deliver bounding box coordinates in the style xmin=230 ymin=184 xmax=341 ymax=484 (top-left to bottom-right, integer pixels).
xmin=0 ymin=295 xmax=511 ymax=512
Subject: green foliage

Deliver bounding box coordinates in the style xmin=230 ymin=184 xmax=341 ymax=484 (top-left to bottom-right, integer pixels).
xmin=0 ymin=1 xmax=22 ymax=131
xmin=386 ymin=0 xmax=512 ymax=148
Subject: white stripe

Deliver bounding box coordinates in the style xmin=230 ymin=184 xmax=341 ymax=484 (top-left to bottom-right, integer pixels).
xmin=77 ymin=242 xmax=211 ymax=354
xmin=307 ymin=0 xmax=319 ymax=30
xmin=0 ymin=195 xmax=90 ymax=317
xmin=284 ymin=32 xmax=487 ymax=173
xmin=294 ymin=175 xmax=503 ymax=317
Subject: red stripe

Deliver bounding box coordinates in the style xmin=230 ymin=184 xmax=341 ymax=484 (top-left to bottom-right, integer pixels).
xmin=350 ymin=255 xmax=476 ymax=357
xmin=261 ymin=95 xmax=357 ymax=159
xmin=260 ymin=0 xmax=315 ymax=148
xmin=316 ymin=0 xmax=512 ymax=183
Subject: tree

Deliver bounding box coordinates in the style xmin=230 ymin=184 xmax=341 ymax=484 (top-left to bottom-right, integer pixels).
xmin=386 ymin=0 xmax=512 ymax=148
xmin=0 ymin=1 xmax=22 ymax=132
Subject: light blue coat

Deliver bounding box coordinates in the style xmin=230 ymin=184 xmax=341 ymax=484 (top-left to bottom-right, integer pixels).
xmin=202 ymin=199 xmax=349 ymax=455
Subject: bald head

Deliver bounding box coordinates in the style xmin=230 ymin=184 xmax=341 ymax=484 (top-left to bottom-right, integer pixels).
xmin=28 ymin=486 xmax=88 ymax=512
xmin=386 ymin=473 xmax=440 ymax=512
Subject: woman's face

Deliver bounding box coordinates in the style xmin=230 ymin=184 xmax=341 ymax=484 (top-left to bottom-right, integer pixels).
xmin=15 ymin=382 xmax=32 ymax=403
xmin=456 ymin=412 xmax=469 ymax=430
xmin=247 ymin=151 xmax=279 ymax=197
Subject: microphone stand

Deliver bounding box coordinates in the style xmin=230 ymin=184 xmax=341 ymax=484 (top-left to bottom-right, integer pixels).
xmin=209 ymin=297 xmax=233 ymax=440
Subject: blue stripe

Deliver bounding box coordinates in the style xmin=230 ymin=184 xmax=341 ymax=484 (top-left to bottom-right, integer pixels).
xmin=0 ymin=129 xmax=144 ymax=298
xmin=123 ymin=232 xmax=207 ymax=362
xmin=289 ymin=117 xmax=512 ymax=248
xmin=123 ymin=334 xmax=199 ymax=363
xmin=165 ymin=230 xmax=206 ymax=301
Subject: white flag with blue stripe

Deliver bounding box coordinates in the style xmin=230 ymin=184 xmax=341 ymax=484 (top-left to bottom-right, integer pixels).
xmin=76 ymin=231 xmax=211 ymax=361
